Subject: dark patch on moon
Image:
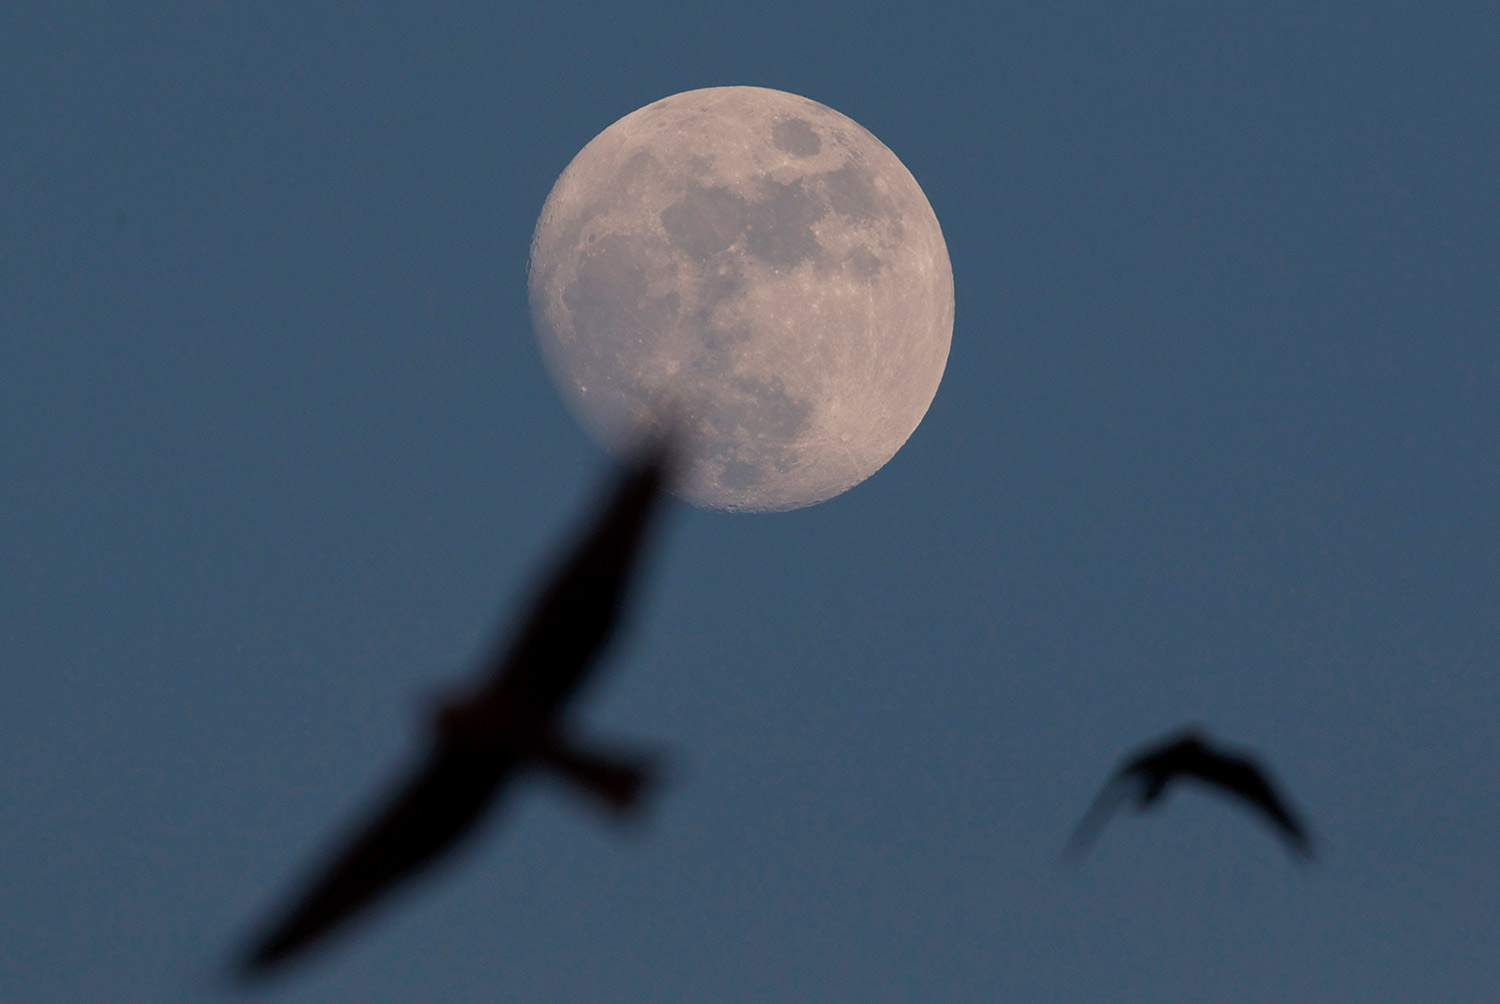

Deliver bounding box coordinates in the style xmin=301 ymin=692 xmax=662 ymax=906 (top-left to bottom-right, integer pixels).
xmin=695 ymin=316 xmax=750 ymax=366
xmin=661 ymin=185 xmax=748 ymax=258
xmin=772 ymin=118 xmax=821 ymax=157
xmin=845 ymin=246 xmax=883 ymax=278
xmin=818 ymin=163 xmax=892 ymax=226
xmin=717 ymin=460 xmax=762 ymax=492
xmin=563 ymin=233 xmax=681 ymax=376
xmin=731 ymin=373 xmax=812 ymax=443
xmin=661 ymin=176 xmax=829 ymax=270
xmin=695 ymin=373 xmax=813 ymax=491
xmin=743 ymin=178 xmax=827 ymax=268
xmin=616 ymin=151 xmax=659 ymax=197
xmin=694 ymin=268 xmax=745 ymax=315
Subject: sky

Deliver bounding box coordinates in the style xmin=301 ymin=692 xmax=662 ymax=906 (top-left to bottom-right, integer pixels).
xmin=3 ymin=3 xmax=1499 ymax=1002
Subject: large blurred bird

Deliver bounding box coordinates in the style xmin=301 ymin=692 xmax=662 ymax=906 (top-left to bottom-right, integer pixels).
xmin=237 ymin=435 xmax=679 ymax=978
xmin=1063 ymin=726 xmax=1315 ymax=863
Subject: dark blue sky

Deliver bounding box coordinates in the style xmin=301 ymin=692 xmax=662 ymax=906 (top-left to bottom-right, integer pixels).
xmin=4 ymin=3 xmax=1498 ymax=1001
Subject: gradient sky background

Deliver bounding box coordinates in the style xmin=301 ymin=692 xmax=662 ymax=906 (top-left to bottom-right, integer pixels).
xmin=5 ymin=3 xmax=1499 ymax=1002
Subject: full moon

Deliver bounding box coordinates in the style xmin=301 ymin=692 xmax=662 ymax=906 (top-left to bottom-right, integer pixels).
xmin=528 ymin=86 xmax=953 ymax=512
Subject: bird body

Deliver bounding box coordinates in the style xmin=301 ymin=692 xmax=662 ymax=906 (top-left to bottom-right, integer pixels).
xmin=1064 ymin=727 xmax=1314 ymax=863
xmin=237 ymin=436 xmax=677 ymax=978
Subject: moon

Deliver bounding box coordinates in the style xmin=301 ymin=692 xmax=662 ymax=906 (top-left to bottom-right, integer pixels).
xmin=528 ymin=86 xmax=953 ymax=512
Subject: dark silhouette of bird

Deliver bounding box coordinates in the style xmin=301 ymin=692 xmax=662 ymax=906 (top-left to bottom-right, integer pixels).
xmin=1063 ymin=726 xmax=1315 ymax=863
xmin=236 ymin=434 xmax=679 ymax=979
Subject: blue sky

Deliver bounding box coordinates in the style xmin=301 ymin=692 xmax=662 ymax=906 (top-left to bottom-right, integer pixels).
xmin=4 ymin=3 xmax=1499 ymax=1001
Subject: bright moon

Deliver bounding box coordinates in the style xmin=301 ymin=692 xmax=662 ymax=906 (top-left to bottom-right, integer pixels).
xmin=528 ymin=86 xmax=953 ymax=512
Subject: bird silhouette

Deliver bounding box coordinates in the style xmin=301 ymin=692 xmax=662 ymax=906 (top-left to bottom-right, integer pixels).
xmin=236 ymin=434 xmax=679 ymax=978
xmin=1063 ymin=726 xmax=1314 ymax=863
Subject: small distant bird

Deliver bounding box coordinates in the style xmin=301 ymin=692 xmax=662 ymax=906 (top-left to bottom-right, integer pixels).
xmin=236 ymin=434 xmax=679 ymax=978
xmin=1063 ymin=726 xmax=1314 ymax=863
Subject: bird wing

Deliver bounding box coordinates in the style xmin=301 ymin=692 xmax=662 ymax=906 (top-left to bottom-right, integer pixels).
xmin=1200 ymin=755 xmax=1315 ymax=859
xmin=485 ymin=436 xmax=676 ymax=714
xmin=1064 ymin=733 xmax=1198 ymax=862
xmin=239 ymin=744 xmax=518 ymax=977
xmin=237 ymin=439 xmax=679 ymax=979
xmin=1061 ymin=771 xmax=1138 ymax=862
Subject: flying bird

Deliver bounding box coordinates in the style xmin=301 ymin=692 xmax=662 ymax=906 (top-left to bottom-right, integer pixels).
xmin=1063 ymin=726 xmax=1314 ymax=863
xmin=236 ymin=435 xmax=679 ymax=978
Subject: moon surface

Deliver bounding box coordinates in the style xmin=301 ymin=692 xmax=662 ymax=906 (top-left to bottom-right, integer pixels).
xmin=528 ymin=86 xmax=953 ymax=512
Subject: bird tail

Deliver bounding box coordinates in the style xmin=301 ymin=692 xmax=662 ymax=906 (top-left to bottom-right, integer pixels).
xmin=536 ymin=738 xmax=665 ymax=817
